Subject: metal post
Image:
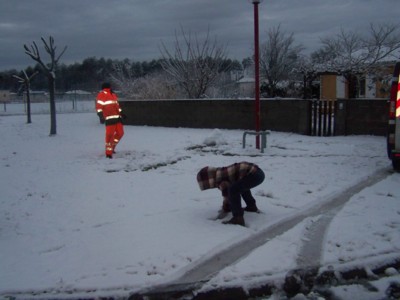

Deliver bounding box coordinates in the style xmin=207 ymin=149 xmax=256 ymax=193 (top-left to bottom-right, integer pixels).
xmin=253 ymin=0 xmax=261 ymax=148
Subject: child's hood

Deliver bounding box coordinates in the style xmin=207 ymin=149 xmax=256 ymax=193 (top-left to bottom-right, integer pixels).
xmin=196 ymin=166 xmax=217 ymax=190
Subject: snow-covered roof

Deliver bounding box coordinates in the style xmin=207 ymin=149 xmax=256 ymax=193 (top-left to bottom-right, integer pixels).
xmin=237 ymin=77 xmax=255 ymax=84
xmin=65 ymin=90 xmax=92 ymax=95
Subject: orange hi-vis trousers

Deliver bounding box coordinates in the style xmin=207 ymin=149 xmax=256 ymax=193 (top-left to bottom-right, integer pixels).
xmin=105 ymin=122 xmax=124 ymax=156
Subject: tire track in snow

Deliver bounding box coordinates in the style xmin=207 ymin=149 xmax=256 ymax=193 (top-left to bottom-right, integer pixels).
xmin=137 ymin=167 xmax=392 ymax=297
xmin=295 ymin=166 xmax=392 ymax=269
xmin=295 ymin=212 xmax=338 ymax=269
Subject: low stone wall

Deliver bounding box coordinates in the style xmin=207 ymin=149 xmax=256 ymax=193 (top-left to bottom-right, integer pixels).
xmin=335 ymin=99 xmax=389 ymax=136
xmin=120 ymin=99 xmax=311 ymax=135
xmin=120 ymin=99 xmax=388 ymax=136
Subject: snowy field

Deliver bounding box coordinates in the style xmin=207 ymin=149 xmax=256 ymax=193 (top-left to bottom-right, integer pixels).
xmin=0 ymin=112 xmax=399 ymax=299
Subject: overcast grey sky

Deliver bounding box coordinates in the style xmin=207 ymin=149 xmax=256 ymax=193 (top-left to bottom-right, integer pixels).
xmin=0 ymin=0 xmax=398 ymax=71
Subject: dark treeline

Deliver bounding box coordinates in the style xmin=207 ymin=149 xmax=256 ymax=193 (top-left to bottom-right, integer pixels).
xmin=0 ymin=56 xmax=243 ymax=93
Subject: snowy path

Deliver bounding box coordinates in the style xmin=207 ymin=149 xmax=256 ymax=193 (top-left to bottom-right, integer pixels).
xmin=134 ymin=167 xmax=392 ymax=298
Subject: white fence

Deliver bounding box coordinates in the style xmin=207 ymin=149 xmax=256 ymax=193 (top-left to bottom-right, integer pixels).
xmin=0 ymin=99 xmax=95 ymax=115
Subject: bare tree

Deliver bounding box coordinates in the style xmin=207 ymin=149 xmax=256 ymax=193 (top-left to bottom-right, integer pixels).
xmin=293 ymin=55 xmax=320 ymax=99
xmin=110 ymin=60 xmax=138 ymax=98
xmin=111 ymin=61 xmax=177 ymax=100
xmin=312 ymin=23 xmax=400 ymax=98
xmin=24 ymin=36 xmax=67 ymax=135
xmin=13 ymin=70 xmax=38 ymax=123
xmin=160 ymin=27 xmax=229 ymax=99
xmin=260 ymin=25 xmax=304 ymax=97
xmin=133 ymin=72 xmax=177 ymax=100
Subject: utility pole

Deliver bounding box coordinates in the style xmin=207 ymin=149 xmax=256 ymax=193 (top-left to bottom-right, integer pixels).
xmin=252 ymin=0 xmax=262 ymax=148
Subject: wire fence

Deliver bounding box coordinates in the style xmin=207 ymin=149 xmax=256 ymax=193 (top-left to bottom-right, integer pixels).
xmin=0 ymin=98 xmax=95 ymax=115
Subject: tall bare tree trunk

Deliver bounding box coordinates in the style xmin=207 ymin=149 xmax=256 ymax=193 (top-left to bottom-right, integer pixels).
xmin=26 ymin=80 xmax=32 ymax=124
xmin=13 ymin=70 xmax=38 ymax=124
xmin=23 ymin=36 xmax=67 ymax=135
xmin=48 ymin=76 xmax=57 ymax=134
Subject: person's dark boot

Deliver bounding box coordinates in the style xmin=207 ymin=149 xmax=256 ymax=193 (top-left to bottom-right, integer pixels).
xmin=244 ymin=205 xmax=259 ymax=213
xmin=222 ymin=216 xmax=245 ymax=226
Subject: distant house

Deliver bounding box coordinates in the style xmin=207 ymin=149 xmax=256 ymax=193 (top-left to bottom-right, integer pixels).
xmin=65 ymin=90 xmax=92 ymax=95
xmin=234 ymin=63 xmax=255 ymax=98
xmin=319 ymin=73 xmax=346 ymax=100
xmin=236 ymin=76 xmax=255 ymax=98
xmin=319 ymin=62 xmax=396 ymax=100
xmin=64 ymin=90 xmax=93 ymax=101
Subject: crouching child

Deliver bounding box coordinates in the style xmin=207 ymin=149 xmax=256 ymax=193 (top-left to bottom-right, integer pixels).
xmin=196 ymin=161 xmax=265 ymax=226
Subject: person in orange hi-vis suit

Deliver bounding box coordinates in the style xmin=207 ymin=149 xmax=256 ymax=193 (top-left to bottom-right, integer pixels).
xmin=96 ymin=82 xmax=125 ymax=159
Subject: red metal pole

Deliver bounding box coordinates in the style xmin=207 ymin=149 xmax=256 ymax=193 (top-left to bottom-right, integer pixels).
xmin=253 ymin=1 xmax=261 ymax=148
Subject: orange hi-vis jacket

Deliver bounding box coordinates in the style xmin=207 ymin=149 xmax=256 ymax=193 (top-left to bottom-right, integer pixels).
xmin=96 ymin=88 xmax=122 ymax=125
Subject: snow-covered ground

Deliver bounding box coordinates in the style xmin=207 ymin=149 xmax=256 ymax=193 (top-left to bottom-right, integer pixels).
xmin=0 ymin=112 xmax=399 ymax=299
